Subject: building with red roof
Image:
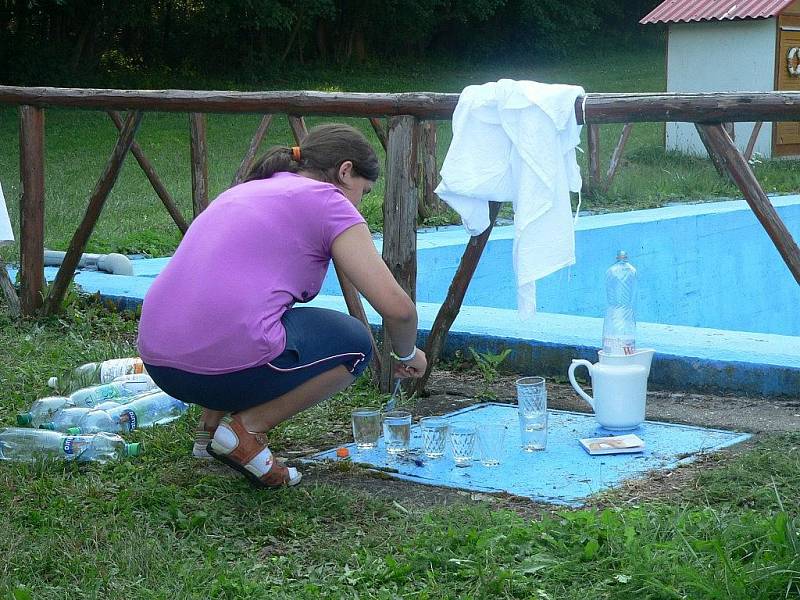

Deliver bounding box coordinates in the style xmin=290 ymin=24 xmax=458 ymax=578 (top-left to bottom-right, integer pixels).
xmin=641 ymin=0 xmax=800 ymax=157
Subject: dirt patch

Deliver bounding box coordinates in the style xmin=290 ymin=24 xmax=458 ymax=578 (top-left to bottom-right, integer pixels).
xmin=207 ymin=370 xmax=800 ymax=515
xmin=422 ymin=370 xmax=800 ymax=435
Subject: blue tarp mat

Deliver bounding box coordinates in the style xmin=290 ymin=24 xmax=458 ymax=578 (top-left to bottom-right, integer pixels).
xmin=306 ymin=403 xmax=751 ymax=506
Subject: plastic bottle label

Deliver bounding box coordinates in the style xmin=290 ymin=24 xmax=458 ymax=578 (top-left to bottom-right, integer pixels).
xmin=119 ymin=409 xmax=138 ymax=432
xmin=62 ymin=436 xmax=86 ymax=458
xmin=99 ymin=358 xmax=143 ymax=383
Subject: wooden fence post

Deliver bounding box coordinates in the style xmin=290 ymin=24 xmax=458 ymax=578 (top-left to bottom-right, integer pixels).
xmin=369 ymin=117 xmax=388 ymax=151
xmin=696 ymin=123 xmax=800 ymax=285
xmin=44 ymin=111 xmax=143 ymax=315
xmin=587 ymin=124 xmax=601 ymax=189
xmin=744 ymin=122 xmax=763 ymax=162
xmin=603 ymin=123 xmax=633 ymax=192
xmin=108 ymin=111 xmax=189 ymax=234
xmin=418 ymin=120 xmax=441 ymax=220
xmin=18 ymin=106 xmax=45 ymax=316
xmin=381 ymin=115 xmax=418 ymax=392
xmin=413 ymin=202 xmax=502 ymax=396
xmin=288 ymin=115 xmax=308 ymax=143
xmin=189 ymin=113 xmax=208 ymax=216
xmin=232 ymin=114 xmax=273 ymax=186
xmin=0 ymin=256 xmax=20 ymax=316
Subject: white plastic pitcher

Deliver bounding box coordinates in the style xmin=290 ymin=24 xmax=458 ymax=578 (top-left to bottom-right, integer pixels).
xmin=568 ymin=349 xmax=655 ymax=431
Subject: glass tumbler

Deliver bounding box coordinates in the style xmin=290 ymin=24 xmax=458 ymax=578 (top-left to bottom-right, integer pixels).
xmin=449 ymin=423 xmax=477 ymax=467
xmin=420 ymin=417 xmax=449 ymax=458
xmin=383 ymin=410 xmax=412 ymax=454
xmin=351 ymin=407 xmax=381 ymax=450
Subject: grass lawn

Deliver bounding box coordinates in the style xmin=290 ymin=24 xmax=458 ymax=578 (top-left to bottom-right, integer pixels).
xmin=1 ymin=298 xmax=799 ymax=599
xmin=1 ymin=46 xmax=799 ymax=598
xmin=1 ymin=45 xmax=799 ymax=258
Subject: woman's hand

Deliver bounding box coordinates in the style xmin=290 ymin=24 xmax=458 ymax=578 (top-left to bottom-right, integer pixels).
xmin=393 ymin=347 xmax=427 ymax=379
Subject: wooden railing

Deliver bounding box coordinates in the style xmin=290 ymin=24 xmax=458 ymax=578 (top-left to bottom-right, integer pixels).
xmin=2 ymin=86 xmax=800 ymax=394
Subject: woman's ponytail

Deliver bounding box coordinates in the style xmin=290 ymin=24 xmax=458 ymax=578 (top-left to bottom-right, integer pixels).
xmin=244 ymin=124 xmax=379 ymax=184
xmin=245 ymin=146 xmax=300 ymax=181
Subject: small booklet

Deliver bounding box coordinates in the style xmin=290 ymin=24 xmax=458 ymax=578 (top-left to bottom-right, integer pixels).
xmin=579 ymin=434 xmax=645 ymax=455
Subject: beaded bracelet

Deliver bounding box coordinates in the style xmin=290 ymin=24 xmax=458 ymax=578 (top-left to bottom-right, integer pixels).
xmin=390 ymin=346 xmax=417 ymax=362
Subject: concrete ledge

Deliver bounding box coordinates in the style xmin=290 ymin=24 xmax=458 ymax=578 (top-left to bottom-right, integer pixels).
xmin=6 ymin=196 xmax=800 ymax=397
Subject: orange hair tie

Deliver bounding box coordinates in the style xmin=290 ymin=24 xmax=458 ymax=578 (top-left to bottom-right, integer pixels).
xmin=291 ymin=146 xmax=301 ymax=161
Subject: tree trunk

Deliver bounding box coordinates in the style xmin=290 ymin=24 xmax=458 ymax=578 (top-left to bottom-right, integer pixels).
xmin=315 ymin=20 xmax=328 ymax=61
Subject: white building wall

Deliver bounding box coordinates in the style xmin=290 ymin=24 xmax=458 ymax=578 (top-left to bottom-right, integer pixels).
xmin=666 ymin=19 xmax=776 ymax=157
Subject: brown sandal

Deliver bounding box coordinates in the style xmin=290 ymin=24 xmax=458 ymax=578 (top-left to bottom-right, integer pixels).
xmin=207 ymin=415 xmax=302 ymax=488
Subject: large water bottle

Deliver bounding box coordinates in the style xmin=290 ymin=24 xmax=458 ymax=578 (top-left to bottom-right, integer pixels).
xmin=16 ymin=396 xmax=73 ymax=427
xmin=47 ymin=357 xmax=147 ymax=394
xmin=72 ymin=391 xmax=189 ymax=434
xmin=602 ymin=250 xmax=637 ymax=355
xmin=67 ymin=374 xmax=158 ymax=408
xmin=39 ymin=407 xmax=94 ymax=432
xmin=0 ymin=428 xmax=141 ymax=463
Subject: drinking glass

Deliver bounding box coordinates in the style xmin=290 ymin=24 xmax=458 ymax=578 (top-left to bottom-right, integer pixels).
xmin=478 ymin=423 xmax=507 ymax=467
xmin=383 ymin=410 xmax=412 ymax=454
xmin=351 ymin=408 xmax=381 ymax=450
xmin=516 ymin=376 xmax=547 ymax=451
xmin=449 ymin=423 xmax=477 ymax=467
xmin=420 ymin=417 xmax=449 ymax=458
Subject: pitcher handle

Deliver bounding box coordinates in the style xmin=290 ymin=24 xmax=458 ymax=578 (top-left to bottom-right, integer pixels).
xmin=568 ymin=359 xmax=595 ymax=410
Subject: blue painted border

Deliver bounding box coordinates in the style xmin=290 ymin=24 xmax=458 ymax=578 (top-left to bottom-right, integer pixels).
xmin=7 ymin=197 xmax=800 ymax=396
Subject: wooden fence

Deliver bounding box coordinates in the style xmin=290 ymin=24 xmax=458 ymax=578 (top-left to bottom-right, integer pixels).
xmin=1 ymin=86 xmax=800 ymax=394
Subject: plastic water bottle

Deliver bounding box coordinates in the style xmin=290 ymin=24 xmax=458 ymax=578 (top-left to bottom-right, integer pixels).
xmin=16 ymin=396 xmax=73 ymax=427
xmin=71 ymin=391 xmax=189 ymax=434
xmin=39 ymin=407 xmax=94 ymax=431
xmin=0 ymin=428 xmax=141 ymax=463
xmin=47 ymin=357 xmax=147 ymax=394
xmin=602 ymin=250 xmax=637 ymax=355
xmin=67 ymin=374 xmax=158 ymax=408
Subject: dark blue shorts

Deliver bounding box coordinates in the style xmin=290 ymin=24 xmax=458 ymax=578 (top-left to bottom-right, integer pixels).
xmin=144 ymin=307 xmax=372 ymax=412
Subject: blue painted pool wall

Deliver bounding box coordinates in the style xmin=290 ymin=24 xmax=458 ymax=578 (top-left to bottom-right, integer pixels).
xmin=8 ymin=197 xmax=800 ymax=397
xmin=320 ymin=197 xmax=800 ymax=336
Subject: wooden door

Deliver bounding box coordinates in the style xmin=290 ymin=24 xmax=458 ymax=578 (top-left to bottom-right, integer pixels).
xmin=775 ymin=16 xmax=800 ymax=155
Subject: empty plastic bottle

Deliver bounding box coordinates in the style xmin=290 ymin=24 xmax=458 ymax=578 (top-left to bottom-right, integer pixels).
xmin=602 ymin=250 xmax=638 ymax=355
xmin=16 ymin=396 xmax=73 ymax=427
xmin=47 ymin=357 xmax=147 ymax=394
xmin=67 ymin=374 xmax=158 ymax=408
xmin=39 ymin=406 xmax=94 ymax=432
xmin=0 ymin=428 xmax=141 ymax=463
xmin=71 ymin=391 xmax=189 ymax=434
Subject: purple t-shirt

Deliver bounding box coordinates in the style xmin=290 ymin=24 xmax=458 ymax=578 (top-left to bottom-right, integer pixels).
xmin=137 ymin=172 xmax=366 ymax=374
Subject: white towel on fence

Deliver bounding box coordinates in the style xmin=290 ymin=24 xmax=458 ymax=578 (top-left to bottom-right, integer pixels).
xmin=435 ymin=79 xmax=584 ymax=317
xmin=0 ymin=182 xmax=13 ymax=246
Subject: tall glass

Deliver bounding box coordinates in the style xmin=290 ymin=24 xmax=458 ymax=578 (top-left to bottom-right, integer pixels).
xmin=516 ymin=376 xmax=547 ymax=451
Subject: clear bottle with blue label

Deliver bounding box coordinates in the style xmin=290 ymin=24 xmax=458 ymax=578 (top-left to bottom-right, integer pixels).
xmin=602 ymin=250 xmax=637 ymax=355
xmin=72 ymin=391 xmax=189 ymax=434
xmin=0 ymin=428 xmax=141 ymax=463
